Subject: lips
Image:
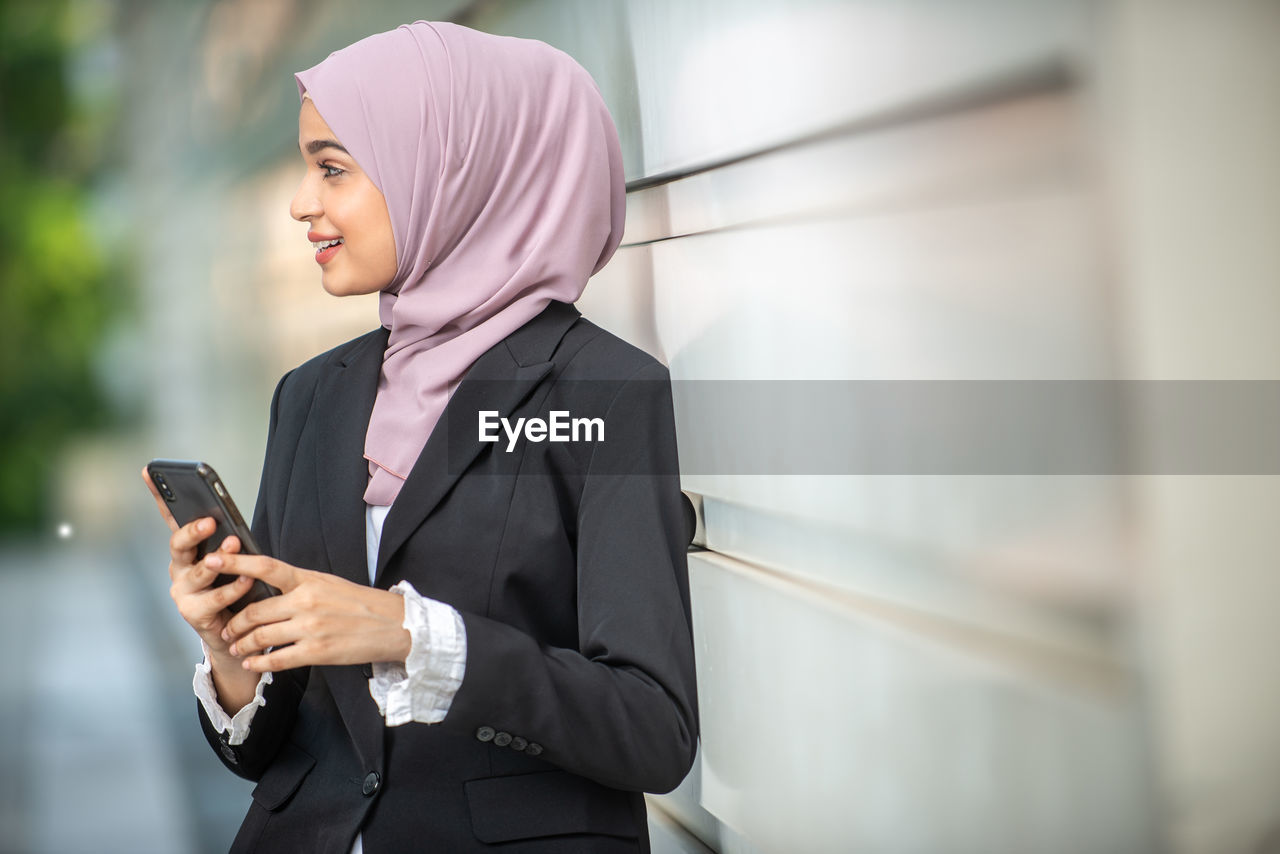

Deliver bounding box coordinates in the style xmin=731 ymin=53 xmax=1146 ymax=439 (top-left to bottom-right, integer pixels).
xmin=306 ymin=230 xmax=344 ymax=265
xmin=315 ymin=240 xmax=343 ymax=264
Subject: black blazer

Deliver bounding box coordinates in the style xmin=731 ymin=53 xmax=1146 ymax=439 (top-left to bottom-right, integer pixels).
xmin=199 ymin=300 xmax=699 ymax=853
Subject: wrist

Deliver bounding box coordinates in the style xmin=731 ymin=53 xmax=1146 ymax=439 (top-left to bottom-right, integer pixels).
xmin=392 ymin=595 xmax=411 ymax=663
xmin=208 ymin=646 xmax=248 ymax=675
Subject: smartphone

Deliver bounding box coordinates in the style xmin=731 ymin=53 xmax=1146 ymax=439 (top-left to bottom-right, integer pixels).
xmin=146 ymin=459 xmax=279 ymax=613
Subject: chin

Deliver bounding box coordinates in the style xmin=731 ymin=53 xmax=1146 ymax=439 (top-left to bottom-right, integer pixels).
xmin=320 ymin=280 xmax=350 ymax=297
xmin=321 ymin=276 xmax=376 ymax=298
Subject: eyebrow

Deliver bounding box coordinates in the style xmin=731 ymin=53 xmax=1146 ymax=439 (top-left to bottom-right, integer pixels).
xmin=304 ymin=139 xmax=350 ymax=156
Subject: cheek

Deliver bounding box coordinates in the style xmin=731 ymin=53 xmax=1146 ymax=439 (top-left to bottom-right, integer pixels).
xmin=363 ymin=199 xmax=397 ymax=273
xmin=377 ymin=221 xmax=398 ymax=272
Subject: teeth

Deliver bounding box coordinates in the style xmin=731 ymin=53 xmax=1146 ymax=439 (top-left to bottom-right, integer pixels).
xmin=314 ymin=238 xmax=344 ymax=249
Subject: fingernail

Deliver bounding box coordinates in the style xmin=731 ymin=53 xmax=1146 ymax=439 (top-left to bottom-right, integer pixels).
xmin=229 ymin=643 xmax=239 ymax=656
xmin=220 ymin=628 xmax=230 ymax=641
xmin=206 ymin=555 xmax=222 ymax=569
xmin=242 ymin=659 xmax=253 ymax=670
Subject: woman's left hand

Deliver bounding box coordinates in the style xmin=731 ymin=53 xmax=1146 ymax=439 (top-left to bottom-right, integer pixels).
xmin=210 ymin=552 xmax=411 ymax=673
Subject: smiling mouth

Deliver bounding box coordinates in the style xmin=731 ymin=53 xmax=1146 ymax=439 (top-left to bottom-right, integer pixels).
xmin=315 ymin=240 xmax=343 ymax=264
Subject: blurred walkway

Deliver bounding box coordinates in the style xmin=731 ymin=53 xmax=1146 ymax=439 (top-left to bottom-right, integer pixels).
xmin=0 ymin=538 xmax=252 ymax=854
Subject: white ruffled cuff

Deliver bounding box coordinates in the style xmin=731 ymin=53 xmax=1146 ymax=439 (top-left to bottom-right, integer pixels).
xmin=368 ymin=581 xmax=467 ymax=726
xmin=193 ymin=637 xmax=273 ymax=746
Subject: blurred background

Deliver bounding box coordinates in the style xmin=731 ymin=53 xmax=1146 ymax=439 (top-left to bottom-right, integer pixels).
xmin=1 ymin=0 xmax=1278 ymax=852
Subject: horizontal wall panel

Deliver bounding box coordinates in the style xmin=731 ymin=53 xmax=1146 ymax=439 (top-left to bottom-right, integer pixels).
xmin=696 ymin=488 xmax=1129 ymax=654
xmin=683 ymin=550 xmax=1152 ymax=854
xmin=624 ymin=0 xmax=1089 ymax=177
xmin=466 ymin=1 xmax=1087 ymax=182
xmin=684 ymin=474 xmax=1130 ymax=613
xmin=646 ymin=194 xmax=1111 ymax=382
xmin=624 ymin=90 xmax=1085 ymax=246
xmin=647 ymin=795 xmax=719 ymax=854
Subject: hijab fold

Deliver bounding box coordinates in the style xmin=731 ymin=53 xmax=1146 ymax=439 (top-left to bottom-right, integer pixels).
xmin=294 ymin=21 xmax=625 ymax=505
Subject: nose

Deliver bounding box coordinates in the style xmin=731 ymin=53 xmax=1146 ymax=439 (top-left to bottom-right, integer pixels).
xmin=290 ymin=174 xmax=321 ymax=222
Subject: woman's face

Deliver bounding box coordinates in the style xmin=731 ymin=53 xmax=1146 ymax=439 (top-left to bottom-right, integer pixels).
xmin=290 ymin=95 xmax=398 ymax=297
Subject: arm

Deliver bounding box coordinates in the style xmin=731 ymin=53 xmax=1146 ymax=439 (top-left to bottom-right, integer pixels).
xmin=193 ymin=639 xmax=273 ymax=745
xmin=439 ymin=361 xmax=699 ymax=793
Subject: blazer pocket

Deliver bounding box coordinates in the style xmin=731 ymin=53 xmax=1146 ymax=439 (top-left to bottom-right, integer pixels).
xmin=251 ymin=740 xmax=316 ymax=811
xmin=464 ymin=769 xmax=639 ymax=844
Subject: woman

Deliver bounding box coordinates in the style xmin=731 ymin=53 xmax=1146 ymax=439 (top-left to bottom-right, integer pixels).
xmin=142 ymin=20 xmax=698 ymax=853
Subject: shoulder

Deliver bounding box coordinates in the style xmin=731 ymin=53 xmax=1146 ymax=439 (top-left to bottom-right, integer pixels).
xmin=557 ymin=316 xmax=669 ymax=384
xmin=549 ymin=317 xmax=675 ymax=449
xmin=272 ymin=327 xmax=387 ymax=406
xmin=551 ymin=318 xmax=679 ymax=476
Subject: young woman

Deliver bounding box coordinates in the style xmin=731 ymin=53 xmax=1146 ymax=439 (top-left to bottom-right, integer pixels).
xmin=143 ymin=20 xmax=698 ymax=853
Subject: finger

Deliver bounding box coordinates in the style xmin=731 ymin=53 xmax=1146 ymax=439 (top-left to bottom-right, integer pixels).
xmin=171 ymin=552 xmax=229 ymax=595
xmin=222 ymin=587 xmax=296 ymax=641
xmin=241 ymin=642 xmax=309 ymax=674
xmin=228 ymin=618 xmax=304 ymax=658
xmin=176 ymin=575 xmax=255 ymax=624
xmin=205 ymin=552 xmax=297 ymax=592
xmin=170 ymin=518 xmax=219 ymax=573
xmin=142 ymin=466 xmax=180 ymax=532
xmin=171 ymin=538 xmax=237 ymax=588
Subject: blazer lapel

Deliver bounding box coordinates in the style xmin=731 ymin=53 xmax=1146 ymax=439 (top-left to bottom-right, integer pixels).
xmin=312 ymin=327 xmax=389 ymax=585
xmin=374 ymin=300 xmax=582 ymax=584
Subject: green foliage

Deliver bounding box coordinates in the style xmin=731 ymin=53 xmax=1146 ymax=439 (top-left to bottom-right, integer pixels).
xmin=0 ymin=0 xmax=129 ymax=534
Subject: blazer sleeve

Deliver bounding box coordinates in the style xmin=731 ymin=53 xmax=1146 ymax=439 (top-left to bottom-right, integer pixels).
xmin=198 ymin=368 xmax=311 ymax=782
xmin=439 ymin=360 xmax=700 ymax=794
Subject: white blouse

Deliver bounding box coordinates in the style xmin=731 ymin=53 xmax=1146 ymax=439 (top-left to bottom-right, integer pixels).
xmin=192 ymin=502 xmax=469 ymax=851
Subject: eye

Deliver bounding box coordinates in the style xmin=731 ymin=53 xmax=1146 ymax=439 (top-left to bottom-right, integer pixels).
xmin=319 ymin=162 xmax=344 ymax=179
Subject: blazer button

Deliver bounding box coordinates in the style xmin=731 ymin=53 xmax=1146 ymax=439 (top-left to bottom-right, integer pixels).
xmin=510 ymin=736 xmax=527 ymax=751
xmin=526 ymin=742 xmax=543 ymax=756
xmin=493 ymin=731 xmax=512 ymax=747
xmin=475 ymin=726 xmax=495 ymax=742
xmin=362 ymin=771 xmax=380 ymax=797
xmin=220 ymin=742 xmax=238 ymax=764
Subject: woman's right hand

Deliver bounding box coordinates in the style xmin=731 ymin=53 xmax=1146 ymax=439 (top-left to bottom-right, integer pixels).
xmin=142 ymin=466 xmax=263 ymax=713
xmin=141 ymin=466 xmax=254 ymax=656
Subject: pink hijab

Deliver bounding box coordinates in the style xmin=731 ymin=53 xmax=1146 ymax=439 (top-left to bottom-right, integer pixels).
xmin=294 ymin=21 xmax=626 ymax=505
